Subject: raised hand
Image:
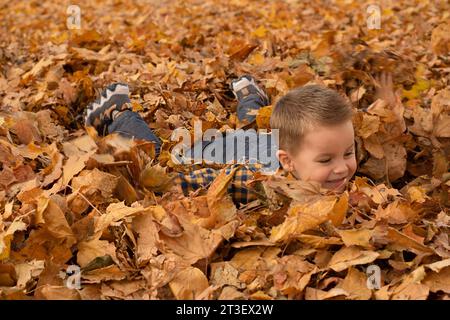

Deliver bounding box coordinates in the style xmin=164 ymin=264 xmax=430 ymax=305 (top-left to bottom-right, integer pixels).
xmin=374 ymin=71 xmax=398 ymax=107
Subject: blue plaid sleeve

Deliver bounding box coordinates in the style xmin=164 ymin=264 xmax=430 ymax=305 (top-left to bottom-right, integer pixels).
xmin=175 ymin=164 xmax=263 ymax=205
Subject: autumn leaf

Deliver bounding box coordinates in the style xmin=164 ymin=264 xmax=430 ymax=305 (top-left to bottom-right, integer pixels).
xmin=169 ymin=267 xmax=209 ymax=300
xmin=270 ymin=193 xmax=348 ymax=243
xmin=327 ymin=246 xmax=379 ymax=272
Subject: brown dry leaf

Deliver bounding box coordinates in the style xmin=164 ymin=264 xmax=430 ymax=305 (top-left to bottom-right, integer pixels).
xmin=132 ymin=212 xmax=160 ymax=266
xmin=430 ymin=88 xmax=450 ymax=138
xmin=337 ymin=229 xmax=373 ymax=248
xmin=375 ymin=199 xmax=420 ymax=224
xmin=230 ymin=247 xmax=267 ymax=271
xmin=305 ymin=287 xmax=348 ymax=300
xmin=264 ymin=174 xmax=323 ymax=202
xmin=363 ymin=134 xmax=385 ymax=159
xmin=62 ymin=135 xmax=98 ymax=185
xmin=423 ymin=266 xmax=450 ymax=293
xmin=218 ymin=286 xmax=246 ymax=300
xmin=328 ymin=246 xmax=379 ymax=272
xmin=169 ymin=267 xmax=209 ymax=300
xmin=41 ymin=142 xmax=63 ymax=187
xmin=35 ymin=109 xmax=66 ymax=140
xmin=68 ymin=168 xmax=119 ymax=214
xmin=430 ymin=22 xmax=450 ymax=55
xmin=385 ymin=227 xmax=434 ymax=255
xmin=383 ymin=141 xmax=407 ymax=181
xmin=149 ymin=205 xmax=183 ymax=237
xmin=338 ymin=267 xmax=372 ymax=300
xmin=424 ymin=258 xmax=450 ymax=273
xmin=204 ymin=167 xmax=238 ymax=229
xmin=77 ymin=239 xmax=118 ymax=268
xmin=0 ymin=218 xmax=27 ymax=260
xmin=93 ymin=201 xmax=146 ymax=236
xmin=21 ymin=57 xmax=54 ymax=83
xmin=229 ymin=43 xmax=258 ymax=61
xmin=10 ymin=118 xmax=42 ymax=145
xmin=71 ymin=47 xmax=115 ymax=62
xmin=37 ymin=285 xmax=81 ymax=300
xmin=354 ymin=177 xmax=401 ymax=205
xmin=159 ymin=215 xmax=224 ymax=265
xmin=391 ymin=283 xmax=429 ymax=300
xmin=270 ymin=193 xmax=348 ymax=242
xmin=210 ymin=262 xmax=244 ymax=289
xmin=391 ymin=266 xmax=429 ymax=300
xmin=81 ymin=265 xmax=128 ymax=284
xmin=41 ymin=198 xmax=76 ymax=244
xmin=357 ymin=114 xmax=380 ymax=139
xmin=296 ymin=234 xmax=343 ymax=248
xmin=101 ymin=280 xmax=149 ymax=299
xmin=272 ymin=255 xmax=316 ymax=297
xmin=14 ymin=260 xmax=45 ymax=290
xmin=139 ymin=164 xmax=174 ymax=192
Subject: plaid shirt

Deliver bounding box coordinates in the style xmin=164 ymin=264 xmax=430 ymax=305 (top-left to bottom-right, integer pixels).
xmin=175 ymin=164 xmax=273 ymax=205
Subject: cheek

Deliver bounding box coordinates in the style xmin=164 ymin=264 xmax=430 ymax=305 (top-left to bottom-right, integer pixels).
xmin=294 ymin=161 xmax=333 ymax=183
xmin=348 ymin=157 xmax=357 ymax=176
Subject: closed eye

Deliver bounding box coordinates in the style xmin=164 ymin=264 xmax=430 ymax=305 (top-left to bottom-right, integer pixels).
xmin=317 ymin=151 xmax=354 ymax=163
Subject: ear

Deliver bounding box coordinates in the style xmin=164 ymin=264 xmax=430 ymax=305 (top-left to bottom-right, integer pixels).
xmin=276 ymin=149 xmax=295 ymax=172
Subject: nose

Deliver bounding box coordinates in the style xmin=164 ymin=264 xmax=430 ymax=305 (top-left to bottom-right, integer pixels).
xmin=333 ymin=160 xmax=348 ymax=175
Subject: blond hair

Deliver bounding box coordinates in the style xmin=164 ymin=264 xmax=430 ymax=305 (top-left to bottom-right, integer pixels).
xmin=270 ymin=85 xmax=353 ymax=155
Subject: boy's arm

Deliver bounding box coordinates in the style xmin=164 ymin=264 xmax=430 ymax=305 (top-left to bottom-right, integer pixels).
xmin=374 ymin=72 xmax=405 ymax=124
xmin=174 ymin=167 xmax=219 ymax=196
xmin=172 ymin=165 xmax=260 ymax=205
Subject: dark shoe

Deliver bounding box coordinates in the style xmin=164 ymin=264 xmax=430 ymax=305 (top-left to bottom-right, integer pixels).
xmin=231 ymin=75 xmax=270 ymax=123
xmin=84 ymin=82 xmax=132 ymax=135
xmin=231 ymin=75 xmax=269 ymax=106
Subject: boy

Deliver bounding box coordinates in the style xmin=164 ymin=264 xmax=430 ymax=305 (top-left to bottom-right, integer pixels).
xmin=84 ymin=76 xmax=357 ymax=204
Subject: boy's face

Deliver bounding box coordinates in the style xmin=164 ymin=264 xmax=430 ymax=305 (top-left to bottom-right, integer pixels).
xmin=277 ymin=120 xmax=357 ymax=192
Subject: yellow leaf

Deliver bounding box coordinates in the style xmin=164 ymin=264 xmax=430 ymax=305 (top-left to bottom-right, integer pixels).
xmin=139 ymin=164 xmax=174 ymax=192
xmin=0 ymin=218 xmax=28 ymax=260
xmin=248 ymin=52 xmax=265 ymax=65
xmin=329 ymin=192 xmax=348 ymax=226
xmin=256 ymin=105 xmax=273 ymax=129
xmin=132 ymin=101 xmax=143 ymax=112
xmin=252 ymin=26 xmax=267 ymax=38
xmin=407 ymin=186 xmax=429 ymax=203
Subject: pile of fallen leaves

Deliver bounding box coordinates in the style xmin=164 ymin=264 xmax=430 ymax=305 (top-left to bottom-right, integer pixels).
xmin=0 ymin=0 xmax=449 ymax=299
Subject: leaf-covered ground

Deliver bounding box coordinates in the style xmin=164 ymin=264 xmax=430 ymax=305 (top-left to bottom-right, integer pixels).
xmin=0 ymin=0 xmax=449 ymax=299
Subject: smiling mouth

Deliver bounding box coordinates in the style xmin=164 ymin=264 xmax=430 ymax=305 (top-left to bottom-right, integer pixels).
xmin=326 ymin=177 xmax=347 ymax=186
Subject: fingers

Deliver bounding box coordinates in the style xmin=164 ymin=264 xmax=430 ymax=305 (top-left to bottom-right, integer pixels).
xmin=375 ymin=71 xmax=393 ymax=89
